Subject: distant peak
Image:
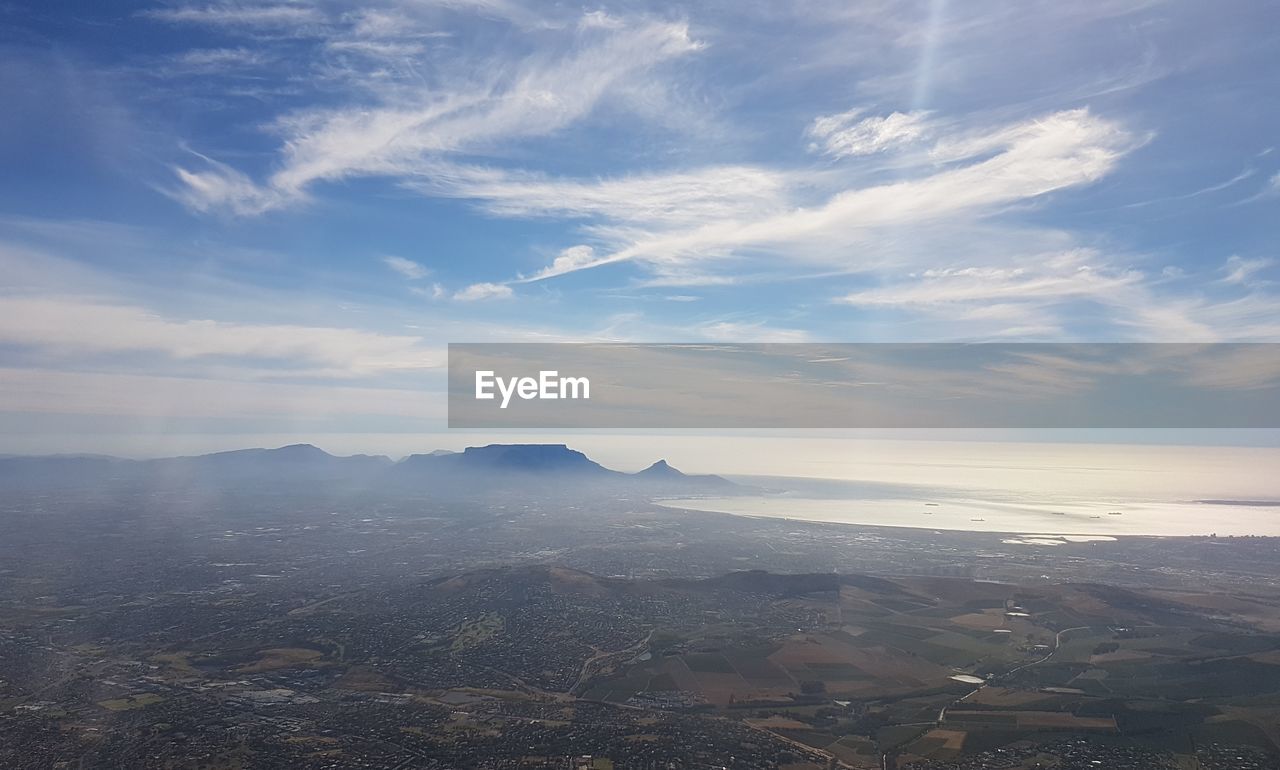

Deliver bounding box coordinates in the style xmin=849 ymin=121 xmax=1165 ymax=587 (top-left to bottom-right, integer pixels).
xmin=638 ymin=459 xmax=685 ymax=477
xmin=271 ymin=443 xmax=328 ymax=456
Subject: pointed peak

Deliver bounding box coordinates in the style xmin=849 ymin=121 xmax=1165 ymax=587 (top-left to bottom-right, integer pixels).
xmin=638 ymin=459 xmax=685 ymax=477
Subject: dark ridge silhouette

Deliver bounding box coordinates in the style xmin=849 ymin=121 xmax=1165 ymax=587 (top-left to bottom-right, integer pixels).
xmin=0 ymin=443 xmax=741 ymax=497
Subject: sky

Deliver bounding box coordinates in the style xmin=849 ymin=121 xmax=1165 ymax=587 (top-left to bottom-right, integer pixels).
xmin=1 ymin=0 xmax=1279 ymax=459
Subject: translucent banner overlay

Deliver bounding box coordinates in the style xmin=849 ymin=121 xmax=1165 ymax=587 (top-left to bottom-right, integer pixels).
xmin=448 ymin=343 xmax=1280 ymax=429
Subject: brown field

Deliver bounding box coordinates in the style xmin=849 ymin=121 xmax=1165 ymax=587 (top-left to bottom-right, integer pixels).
xmin=768 ymin=633 xmax=952 ymax=694
xmin=826 ymin=736 xmax=882 ymax=768
xmin=949 ymin=611 xmax=1007 ymax=631
xmin=661 ymin=657 xmax=704 ymax=692
xmin=236 ymin=647 xmax=325 ymax=673
xmin=745 ymin=716 xmax=812 ymax=730
xmin=920 ymin=728 xmax=966 ymax=750
xmin=334 ymin=664 xmax=396 ymax=691
xmin=688 ymin=671 xmax=752 ymax=704
xmin=964 ymin=686 xmax=1060 ymax=708
xmin=1090 ymin=649 xmax=1154 ymax=664
xmin=654 ymin=655 xmax=797 ymax=703
xmin=639 ymin=629 xmax=957 ymax=703
xmin=1151 ymin=590 xmax=1280 ymax=631
xmin=945 ymin=612 xmax=1040 ymax=645
xmin=934 ymin=729 xmax=966 ymax=749
xmin=901 ymin=727 xmax=969 ymax=764
xmin=150 ymin=651 xmax=201 ymax=677
xmin=948 ymin=710 xmax=1116 ymax=732
xmin=897 ymin=577 xmax=1012 ymax=605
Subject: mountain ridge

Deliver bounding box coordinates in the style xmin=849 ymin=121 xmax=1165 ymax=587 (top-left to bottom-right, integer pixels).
xmin=0 ymin=443 xmax=740 ymax=496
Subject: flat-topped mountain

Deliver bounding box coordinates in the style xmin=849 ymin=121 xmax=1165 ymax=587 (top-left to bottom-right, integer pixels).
xmin=399 ymin=443 xmax=613 ymax=476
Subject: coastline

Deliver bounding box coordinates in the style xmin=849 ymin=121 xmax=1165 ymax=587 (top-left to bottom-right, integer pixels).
xmin=654 ymin=493 xmax=1280 ymax=538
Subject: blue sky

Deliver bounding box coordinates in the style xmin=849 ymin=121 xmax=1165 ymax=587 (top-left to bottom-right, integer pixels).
xmin=1 ymin=0 xmax=1278 ymax=455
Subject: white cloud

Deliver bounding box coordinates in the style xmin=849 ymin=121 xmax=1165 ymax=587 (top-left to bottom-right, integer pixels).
xmin=121 ymin=0 xmax=1279 ymax=349
xmin=0 ymin=367 xmax=443 ymax=420
xmin=834 ymin=248 xmax=1280 ymax=343
xmin=698 ymin=321 xmax=811 ymax=343
xmin=834 ymin=250 xmax=1148 ymax=339
xmin=807 ymin=109 xmax=931 ymax=157
xmin=346 ymin=8 xmax=410 ymax=38
xmin=579 ymin=10 xmax=625 ymax=30
xmin=518 ymin=109 xmax=1136 ymax=283
xmin=838 ymin=251 xmax=1141 ymax=309
xmin=410 ymin=283 xmax=448 ymax=300
xmin=167 ymin=153 xmax=291 ymax=216
xmin=412 ymin=0 xmax=556 ymax=30
xmin=1234 ymin=170 xmax=1280 ymax=205
xmin=1221 ymin=255 xmax=1273 ymax=287
xmin=453 ymin=282 xmax=513 ymax=301
xmin=0 ymin=296 xmax=440 ymax=377
xmin=324 ymin=39 xmax=428 ymax=58
xmin=521 ymin=244 xmax=601 ymax=282
xmin=168 ymin=47 xmax=273 ymax=73
xmin=1126 ymin=292 xmax=1280 ymax=342
xmin=383 ymin=255 xmax=430 ymax=279
xmin=144 ymin=3 xmax=326 ymax=30
xmin=170 ymin=16 xmax=703 ymax=214
xmin=406 ymin=163 xmax=790 ymax=226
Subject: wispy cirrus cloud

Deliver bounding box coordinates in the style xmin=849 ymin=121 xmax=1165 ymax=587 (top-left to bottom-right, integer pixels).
xmin=838 ymin=251 xmax=1141 ymax=309
xmin=166 ymin=47 xmax=276 ymax=74
xmin=836 ymin=250 xmax=1144 ymax=339
xmin=1221 ymin=256 xmax=1274 ymax=287
xmin=382 ymin=255 xmax=430 ymax=280
xmin=806 ymin=108 xmax=932 ymax=158
xmin=838 ymin=251 xmax=1280 ymax=342
xmin=126 ymin=0 xmax=1280 ymax=347
xmin=165 ymin=13 xmax=703 ymax=214
xmin=514 ymin=108 xmax=1136 ymax=283
xmin=143 ymin=3 xmax=327 ymax=31
xmin=698 ymin=321 xmax=811 ymax=343
xmin=169 ymin=151 xmax=291 ymax=216
xmin=404 ymin=163 xmax=791 ymax=226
